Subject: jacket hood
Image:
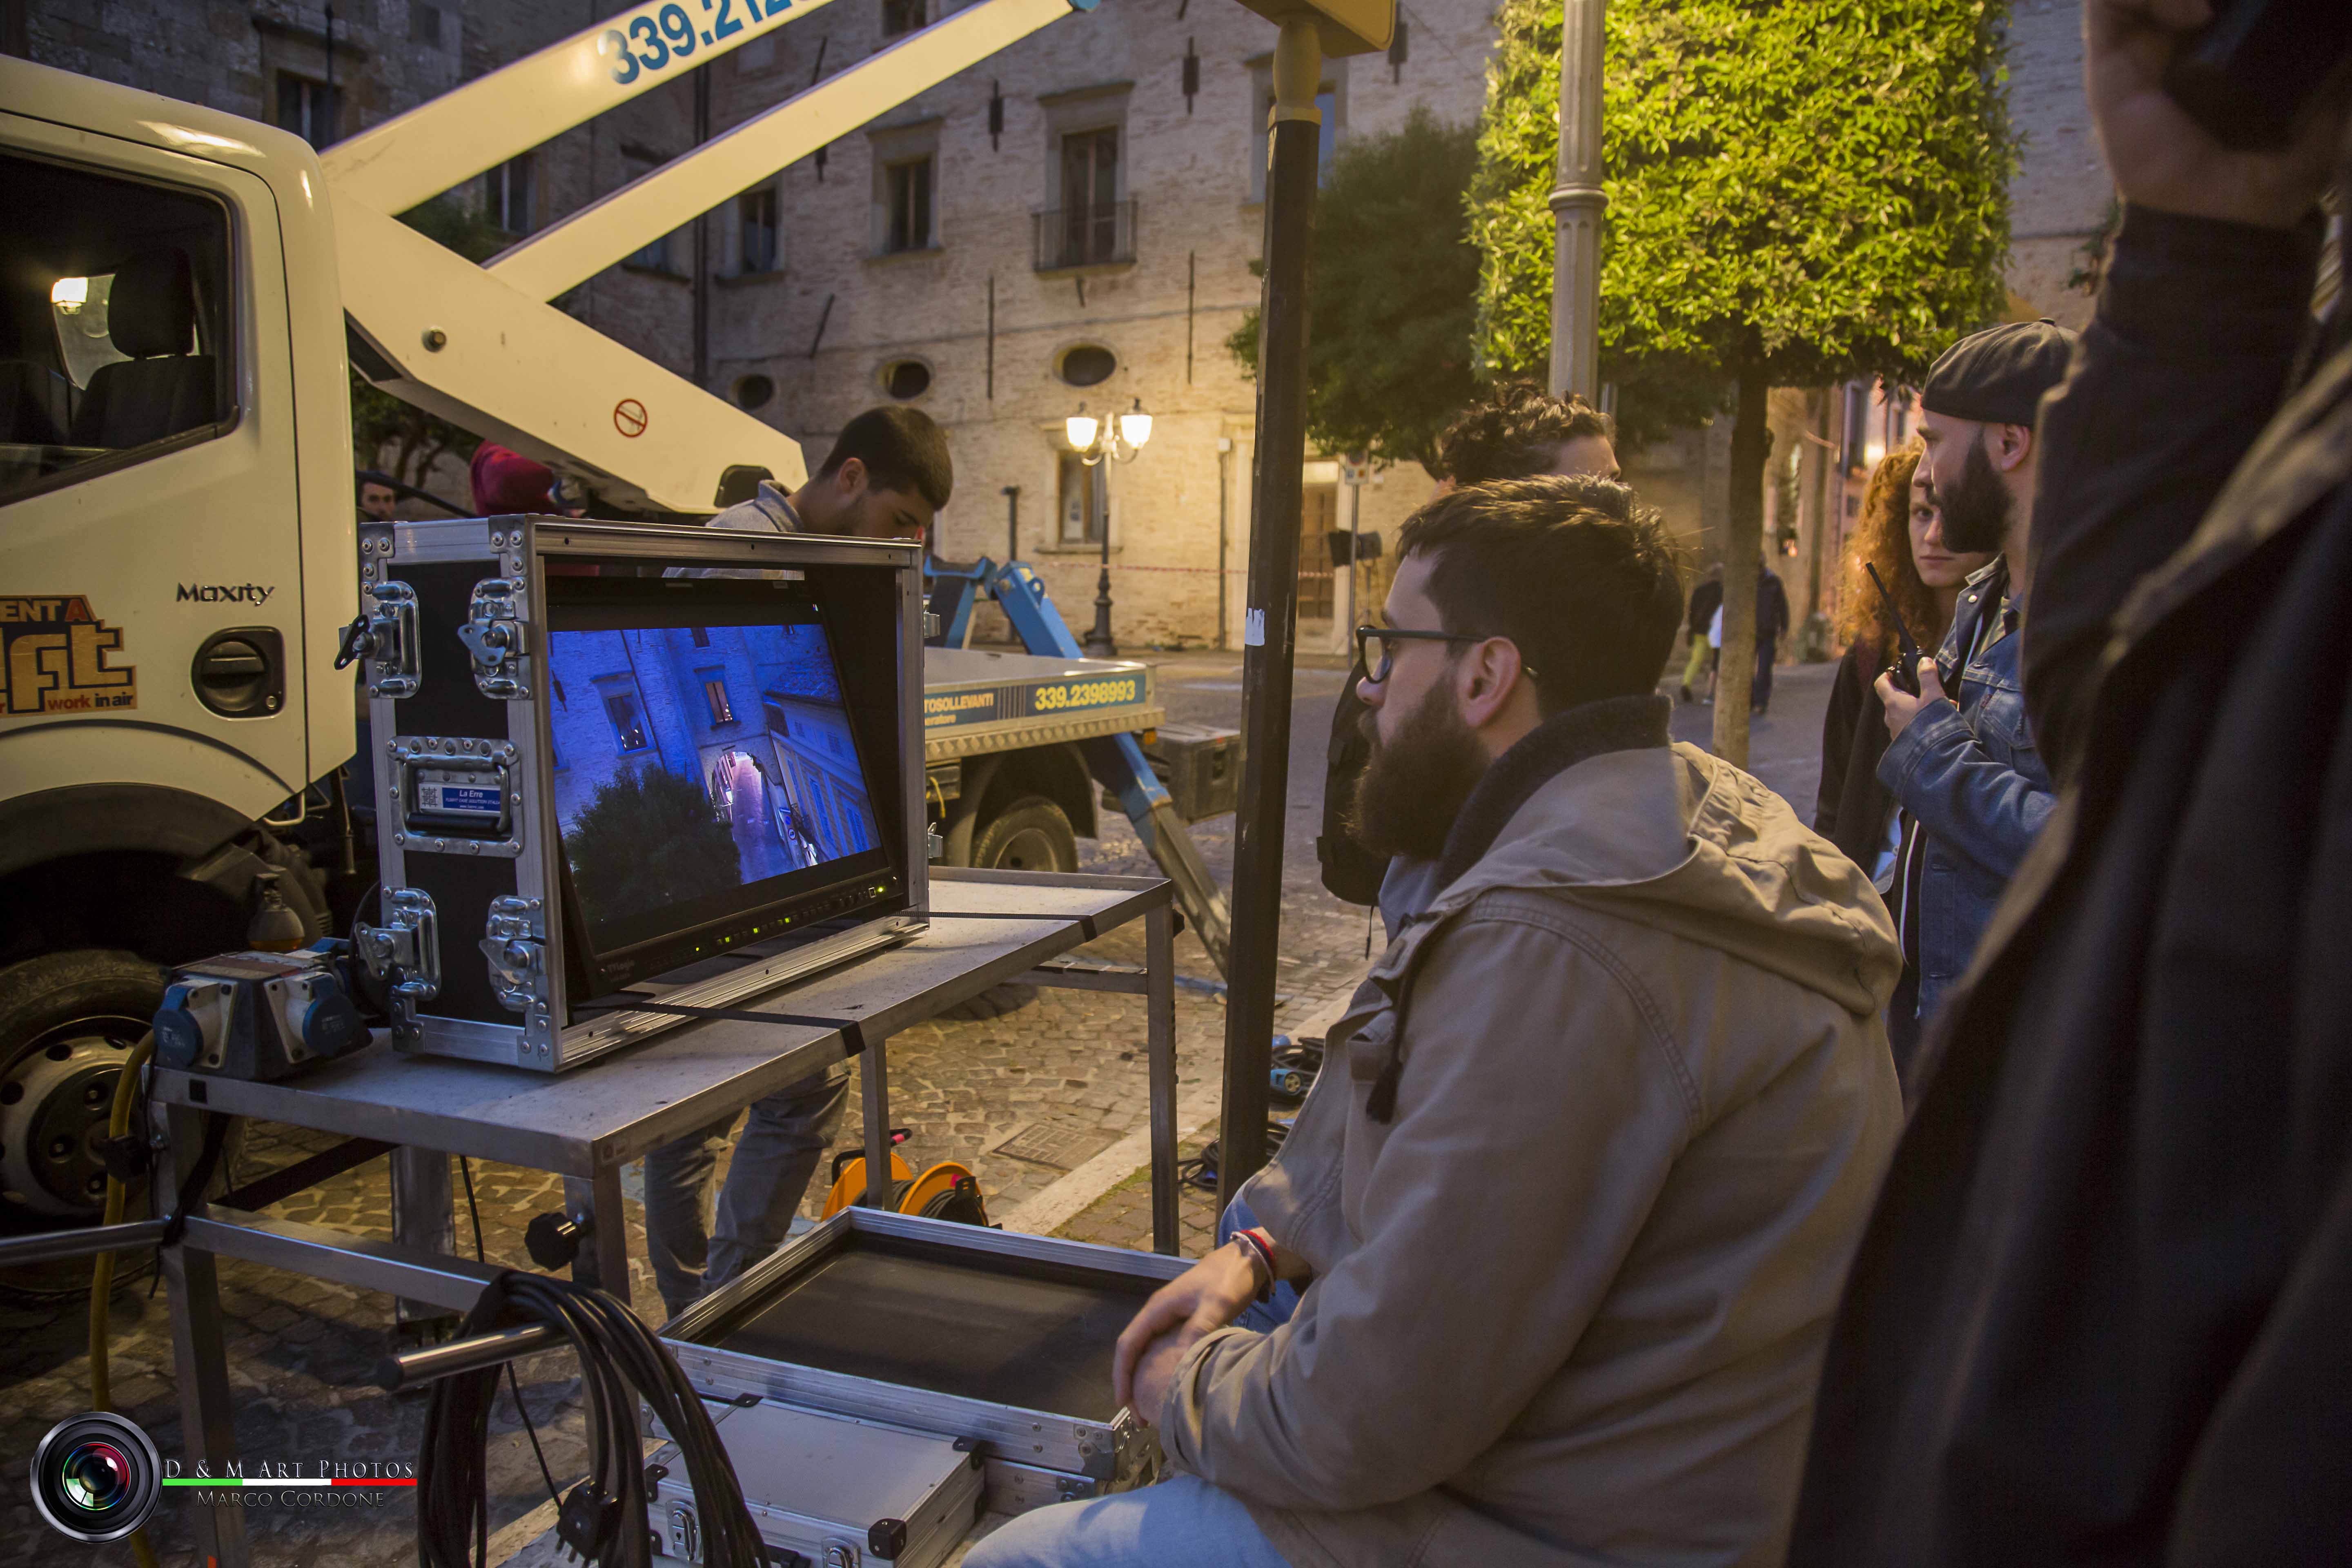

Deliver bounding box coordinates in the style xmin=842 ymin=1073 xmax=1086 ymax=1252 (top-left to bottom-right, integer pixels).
xmin=1421 ymin=742 xmax=1899 ymax=1018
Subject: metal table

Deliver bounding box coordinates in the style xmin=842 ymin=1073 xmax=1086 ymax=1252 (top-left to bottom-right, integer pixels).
xmin=140 ymin=867 xmax=1179 ymax=1568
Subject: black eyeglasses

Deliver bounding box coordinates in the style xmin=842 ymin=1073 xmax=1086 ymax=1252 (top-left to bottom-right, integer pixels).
xmin=1354 ymin=625 xmax=1539 ymax=685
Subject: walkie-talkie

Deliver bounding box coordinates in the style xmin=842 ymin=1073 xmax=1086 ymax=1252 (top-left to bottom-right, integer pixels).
xmin=1865 ymin=563 xmax=1924 ymax=697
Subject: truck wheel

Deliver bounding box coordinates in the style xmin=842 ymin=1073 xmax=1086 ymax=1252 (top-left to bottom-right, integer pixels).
xmin=969 ymin=796 xmax=1078 ymax=873
xmin=0 ymin=951 xmax=164 ymax=1303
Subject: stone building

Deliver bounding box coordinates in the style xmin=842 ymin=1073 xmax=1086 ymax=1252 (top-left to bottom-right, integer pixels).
xmin=4 ymin=0 xmax=2116 ymax=652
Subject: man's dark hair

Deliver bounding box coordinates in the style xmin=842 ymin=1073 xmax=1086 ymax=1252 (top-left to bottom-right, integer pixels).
xmin=1397 ymin=475 xmax=1682 ymax=715
xmin=1430 ymin=383 xmax=1616 ymax=484
xmin=356 ymin=468 xmax=396 ymax=497
xmin=816 ymin=406 xmax=953 ymax=510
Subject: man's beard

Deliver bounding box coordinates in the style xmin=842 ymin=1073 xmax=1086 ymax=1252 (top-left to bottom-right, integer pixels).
xmin=1345 ymin=686 xmax=1489 ymax=862
xmin=1937 ymin=434 xmax=2014 ymax=555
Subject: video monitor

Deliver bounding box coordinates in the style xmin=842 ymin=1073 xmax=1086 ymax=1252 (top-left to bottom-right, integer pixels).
xmin=543 ymin=576 xmax=902 ymax=999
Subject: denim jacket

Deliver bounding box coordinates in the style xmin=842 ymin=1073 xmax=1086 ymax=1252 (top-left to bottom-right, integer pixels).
xmin=1876 ymin=557 xmax=2055 ymax=1021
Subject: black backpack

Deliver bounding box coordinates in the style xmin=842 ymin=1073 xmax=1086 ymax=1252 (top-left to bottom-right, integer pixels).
xmin=1316 ymin=674 xmax=1388 ymax=906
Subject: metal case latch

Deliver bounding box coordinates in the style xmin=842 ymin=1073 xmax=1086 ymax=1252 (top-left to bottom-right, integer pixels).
xmin=457 ymin=578 xmax=531 ymax=699
xmin=362 ymin=580 xmax=421 ymax=699
xmin=480 ymin=896 xmax=546 ymax=1013
xmin=356 ymin=888 xmax=441 ymax=1031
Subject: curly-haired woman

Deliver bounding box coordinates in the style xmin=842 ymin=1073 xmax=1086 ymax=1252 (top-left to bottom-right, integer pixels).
xmin=1814 ymin=443 xmax=1993 ymax=1060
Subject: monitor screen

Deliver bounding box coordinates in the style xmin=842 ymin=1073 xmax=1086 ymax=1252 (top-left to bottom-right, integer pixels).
xmin=545 ymin=581 xmax=897 ymax=991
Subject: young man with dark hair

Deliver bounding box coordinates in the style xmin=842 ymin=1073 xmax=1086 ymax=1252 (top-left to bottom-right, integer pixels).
xmin=1429 ymin=381 xmax=1621 ymax=486
xmin=709 ymin=404 xmax=953 ymax=542
xmin=971 ymin=476 xmax=1902 ymax=1568
xmin=644 ymin=405 xmax=956 ymax=1319
xmin=356 ymin=469 xmax=399 ymax=523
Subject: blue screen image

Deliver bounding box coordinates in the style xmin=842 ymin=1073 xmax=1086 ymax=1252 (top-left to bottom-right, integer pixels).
xmin=547 ymin=616 xmax=882 ymax=948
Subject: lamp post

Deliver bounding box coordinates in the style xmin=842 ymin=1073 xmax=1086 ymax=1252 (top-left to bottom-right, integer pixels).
xmin=1065 ymin=397 xmax=1153 ymax=657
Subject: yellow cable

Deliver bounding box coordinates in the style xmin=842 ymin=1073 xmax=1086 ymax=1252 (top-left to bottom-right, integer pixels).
xmin=90 ymin=1030 xmax=160 ymax=1568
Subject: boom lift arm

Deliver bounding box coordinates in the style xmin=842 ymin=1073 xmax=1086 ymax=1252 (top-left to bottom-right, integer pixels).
xmin=320 ymin=0 xmax=1095 ymax=512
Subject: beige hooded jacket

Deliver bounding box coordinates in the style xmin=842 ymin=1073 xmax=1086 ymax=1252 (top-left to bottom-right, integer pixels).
xmin=1158 ymin=727 xmax=1903 ymax=1568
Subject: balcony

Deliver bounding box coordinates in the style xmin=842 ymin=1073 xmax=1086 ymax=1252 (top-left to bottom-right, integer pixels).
xmin=1033 ymin=200 xmax=1137 ymax=273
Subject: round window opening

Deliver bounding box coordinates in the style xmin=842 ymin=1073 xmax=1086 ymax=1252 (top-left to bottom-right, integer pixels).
xmin=882 ymin=360 xmax=932 ymax=400
xmin=1058 ymin=345 xmax=1116 ymax=388
xmin=733 ymin=374 xmax=775 ymax=411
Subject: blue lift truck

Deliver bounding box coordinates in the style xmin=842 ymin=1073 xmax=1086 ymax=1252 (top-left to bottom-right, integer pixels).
xmin=923 ymin=559 xmax=1232 ymax=976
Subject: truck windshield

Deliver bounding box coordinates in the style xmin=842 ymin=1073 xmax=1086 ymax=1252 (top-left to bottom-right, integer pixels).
xmin=0 ymin=153 xmax=234 ymax=507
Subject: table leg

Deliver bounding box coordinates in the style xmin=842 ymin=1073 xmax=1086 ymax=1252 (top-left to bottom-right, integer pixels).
xmin=1147 ymin=903 xmax=1179 ymax=1255
xmin=158 ymin=1103 xmax=248 ymax=1566
xmin=389 ymin=1147 xmax=457 ymax=1329
xmin=563 ymin=1167 xmax=629 ymax=1302
xmin=861 ymin=1032 xmax=892 ymax=1208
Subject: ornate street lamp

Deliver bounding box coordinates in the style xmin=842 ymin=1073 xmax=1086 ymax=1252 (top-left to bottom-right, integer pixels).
xmin=1065 ymin=397 xmax=1153 ymax=657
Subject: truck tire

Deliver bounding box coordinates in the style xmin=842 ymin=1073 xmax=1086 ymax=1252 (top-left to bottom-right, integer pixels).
xmin=969 ymin=795 xmax=1078 ymax=873
xmin=0 ymin=950 xmax=164 ymax=1303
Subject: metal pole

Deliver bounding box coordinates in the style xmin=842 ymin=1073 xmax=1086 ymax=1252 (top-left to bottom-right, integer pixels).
xmin=1085 ymin=460 xmax=1117 ymax=657
xmin=1218 ymin=17 xmax=1322 ymax=1212
xmin=1003 ymin=484 xmax=1020 ymax=563
xmin=1146 ymin=903 xmax=1178 ymax=1254
xmin=693 ymin=63 xmax=713 ymax=391
xmin=1216 ymin=438 xmax=1232 ymax=651
xmin=1547 ymin=0 xmax=1607 ymax=401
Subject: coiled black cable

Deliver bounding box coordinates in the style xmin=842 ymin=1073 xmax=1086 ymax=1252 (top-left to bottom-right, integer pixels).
xmin=418 ymin=1271 xmax=770 ymax=1568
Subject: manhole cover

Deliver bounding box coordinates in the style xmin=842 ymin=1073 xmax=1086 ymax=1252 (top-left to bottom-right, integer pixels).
xmin=989 ymin=1123 xmax=1118 ymax=1171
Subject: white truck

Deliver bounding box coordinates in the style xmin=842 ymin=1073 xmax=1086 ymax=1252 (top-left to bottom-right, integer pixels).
xmin=0 ymin=0 xmax=1245 ymax=1280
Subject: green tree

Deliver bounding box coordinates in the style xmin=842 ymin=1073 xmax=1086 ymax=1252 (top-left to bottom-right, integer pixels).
xmin=564 ymin=764 xmax=743 ymax=934
xmin=351 ymin=194 xmax=507 ymax=490
xmin=1229 ymin=109 xmax=1483 ymax=470
xmin=1469 ymin=0 xmax=2015 ymax=762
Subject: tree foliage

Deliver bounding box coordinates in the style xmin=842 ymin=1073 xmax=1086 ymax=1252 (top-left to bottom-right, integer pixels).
xmin=1468 ymin=0 xmax=2015 ymax=759
xmin=564 ymin=764 xmax=743 ymax=934
xmin=351 ymin=194 xmax=507 ymax=488
xmin=1471 ymin=0 xmax=2016 ymax=398
xmin=1229 ymin=109 xmax=1483 ymax=469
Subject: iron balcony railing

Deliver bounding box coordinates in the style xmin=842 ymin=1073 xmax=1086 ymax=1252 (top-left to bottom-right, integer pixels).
xmin=1033 ymin=200 xmax=1137 ymax=272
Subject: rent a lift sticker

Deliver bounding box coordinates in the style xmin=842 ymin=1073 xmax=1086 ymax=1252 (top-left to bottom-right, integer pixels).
xmin=1 ymin=596 xmax=137 ymax=715
xmin=924 ymin=672 xmax=1142 ymax=730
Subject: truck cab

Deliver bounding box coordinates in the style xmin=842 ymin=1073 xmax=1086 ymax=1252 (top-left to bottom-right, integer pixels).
xmin=0 ymin=63 xmax=356 ymax=1258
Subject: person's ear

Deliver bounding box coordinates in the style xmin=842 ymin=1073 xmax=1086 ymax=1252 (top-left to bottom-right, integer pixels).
xmin=1457 ymin=639 xmax=1526 ymax=730
xmin=1991 ymin=422 xmax=2034 ymax=474
xmin=833 ymin=457 xmax=869 ymax=497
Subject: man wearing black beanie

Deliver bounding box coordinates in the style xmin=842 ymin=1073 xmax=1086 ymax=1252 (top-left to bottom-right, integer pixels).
xmin=1866 ymin=319 xmax=2073 ymax=1074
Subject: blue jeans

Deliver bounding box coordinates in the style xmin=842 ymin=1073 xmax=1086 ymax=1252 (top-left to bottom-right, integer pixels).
xmin=1218 ymin=1196 xmax=1299 ymax=1332
xmin=641 ymin=1065 xmax=848 ymax=1319
xmin=963 ymin=1474 xmax=1290 ymax=1568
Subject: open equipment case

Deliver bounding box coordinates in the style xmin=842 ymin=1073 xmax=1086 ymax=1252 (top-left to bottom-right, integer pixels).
xmin=660 ymin=1208 xmax=1194 ymax=1522
xmin=352 ymin=516 xmax=927 ymax=1071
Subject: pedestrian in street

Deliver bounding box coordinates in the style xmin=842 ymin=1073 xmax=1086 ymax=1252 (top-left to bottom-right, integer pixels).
xmin=356 ymin=468 xmax=399 ymax=522
xmin=1813 ymin=443 xmax=1994 ymax=1063
xmin=1680 ymin=562 xmax=1722 ymax=704
xmin=1751 ymin=555 xmax=1792 ymax=715
xmin=1866 ymin=317 xmax=2070 ymax=1071
xmin=641 ymin=406 xmax=955 ymax=1321
xmin=971 ymin=474 xmax=1901 ymax=1568
xmin=1792 ymin=5 xmax=2352 ymax=1561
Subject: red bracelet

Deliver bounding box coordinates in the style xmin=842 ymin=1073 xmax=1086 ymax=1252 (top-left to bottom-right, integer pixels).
xmin=1233 ymin=1228 xmax=1276 ymax=1303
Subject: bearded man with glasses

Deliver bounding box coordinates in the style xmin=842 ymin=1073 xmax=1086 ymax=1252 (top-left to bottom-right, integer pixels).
xmin=970 ymin=476 xmax=1904 ymax=1568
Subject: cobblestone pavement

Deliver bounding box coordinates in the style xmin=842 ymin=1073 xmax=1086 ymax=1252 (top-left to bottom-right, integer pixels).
xmin=0 ymin=653 xmax=1834 ymax=1566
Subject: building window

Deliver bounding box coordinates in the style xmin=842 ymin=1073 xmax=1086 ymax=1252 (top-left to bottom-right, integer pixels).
xmin=275 ymin=73 xmax=340 ymax=148
xmin=1057 ymin=344 xmax=1116 ymax=387
xmin=1058 ymin=452 xmax=1104 ymax=545
xmin=485 ymin=155 xmax=535 ymax=235
xmin=1034 ymin=127 xmax=1134 ymax=270
xmin=703 ymin=675 xmax=737 ymax=726
xmin=604 ymin=691 xmax=648 ymax=752
xmin=882 ymin=0 xmax=925 ymax=36
xmin=410 ymin=1 xmax=443 ymax=46
xmin=882 ymin=158 xmax=934 ymax=254
xmin=880 ymin=359 xmax=931 ymax=399
xmin=738 ymin=185 xmax=779 ymax=273
xmin=735 ymin=374 xmax=775 ymax=410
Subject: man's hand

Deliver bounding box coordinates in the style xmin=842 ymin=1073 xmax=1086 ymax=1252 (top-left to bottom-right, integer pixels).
xmin=1127 ymin=1334 xmax=1191 ymax=1429
xmin=1111 ymin=1244 xmax=1261 ymax=1413
xmin=1878 ymin=657 xmax=1950 ymax=741
xmin=2087 ymin=0 xmax=2348 ymax=229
